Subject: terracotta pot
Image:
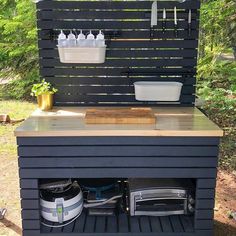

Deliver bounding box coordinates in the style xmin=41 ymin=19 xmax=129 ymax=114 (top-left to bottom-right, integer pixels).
xmin=37 ymin=94 xmax=53 ymax=111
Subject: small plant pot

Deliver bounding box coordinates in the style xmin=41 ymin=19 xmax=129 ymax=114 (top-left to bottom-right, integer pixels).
xmin=37 ymin=94 xmax=54 ymax=111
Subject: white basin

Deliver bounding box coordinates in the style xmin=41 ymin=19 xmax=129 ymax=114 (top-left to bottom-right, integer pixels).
xmin=134 ymin=81 xmax=183 ymax=101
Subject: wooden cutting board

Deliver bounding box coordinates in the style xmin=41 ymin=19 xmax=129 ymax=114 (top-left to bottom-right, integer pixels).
xmin=85 ymin=108 xmax=156 ymax=124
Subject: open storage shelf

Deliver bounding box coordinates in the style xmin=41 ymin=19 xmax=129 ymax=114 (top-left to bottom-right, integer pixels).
xmin=41 ymin=211 xmax=194 ymax=234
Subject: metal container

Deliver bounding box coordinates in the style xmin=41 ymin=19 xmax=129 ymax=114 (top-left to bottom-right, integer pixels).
xmin=37 ymin=94 xmax=53 ymax=111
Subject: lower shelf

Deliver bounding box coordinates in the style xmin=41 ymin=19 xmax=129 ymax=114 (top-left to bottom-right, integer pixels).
xmin=41 ymin=212 xmax=194 ymax=234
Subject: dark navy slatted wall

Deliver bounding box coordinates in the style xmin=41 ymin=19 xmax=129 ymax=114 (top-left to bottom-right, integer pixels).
xmin=37 ymin=0 xmax=200 ymax=106
xmin=18 ymin=136 xmax=219 ymax=236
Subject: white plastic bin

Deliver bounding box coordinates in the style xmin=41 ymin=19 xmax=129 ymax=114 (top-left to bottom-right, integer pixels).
xmin=58 ymin=46 xmax=106 ymax=63
xmin=134 ymin=81 xmax=183 ymax=101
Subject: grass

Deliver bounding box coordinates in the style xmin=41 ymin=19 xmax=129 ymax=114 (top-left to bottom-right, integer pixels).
xmin=0 ymin=100 xmax=36 ymax=158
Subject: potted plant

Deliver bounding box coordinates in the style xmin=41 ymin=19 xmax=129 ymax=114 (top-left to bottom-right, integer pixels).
xmin=31 ymin=79 xmax=58 ymax=111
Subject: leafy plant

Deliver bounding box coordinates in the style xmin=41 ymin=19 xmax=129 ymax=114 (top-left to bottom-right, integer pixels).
xmin=31 ymin=80 xmax=58 ymax=97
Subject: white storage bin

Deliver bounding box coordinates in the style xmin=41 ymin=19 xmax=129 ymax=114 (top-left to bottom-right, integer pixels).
xmin=58 ymin=46 xmax=106 ymax=63
xmin=134 ymin=81 xmax=183 ymax=101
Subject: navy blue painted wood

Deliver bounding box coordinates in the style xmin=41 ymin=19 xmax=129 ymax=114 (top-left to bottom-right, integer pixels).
xmin=17 ymin=137 xmax=220 ymax=146
xmin=17 ymin=135 xmax=220 ymax=236
xmin=36 ymin=0 xmax=200 ymax=106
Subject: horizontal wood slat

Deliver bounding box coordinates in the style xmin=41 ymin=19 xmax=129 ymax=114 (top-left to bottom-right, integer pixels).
xmin=19 ymin=168 xmax=217 ymax=179
xmin=39 ymin=48 xmax=198 ymax=58
xmin=40 ymin=68 xmax=196 ymax=77
xmin=37 ymin=1 xmax=201 ymax=10
xmin=18 ymin=146 xmax=219 ymax=157
xmin=197 ymin=179 xmax=216 ymax=189
xmin=22 ymin=210 xmax=40 ymax=220
xmin=37 ymin=20 xmax=199 ymax=30
xmin=22 ymin=220 xmax=40 ymax=230
xmin=195 ymin=209 xmax=214 ymax=220
xmin=45 ymin=77 xmax=196 ymax=86
xmin=39 ymin=30 xmax=199 ymax=40
xmin=19 ymin=157 xmax=217 ymax=168
xmin=38 ymin=10 xmax=198 ymax=20
xmin=17 ymin=137 xmax=220 ymax=146
xmin=40 ymin=58 xmax=197 ymax=68
xmin=20 ymin=179 xmax=38 ymax=189
xmin=54 ymin=94 xmax=195 ymax=104
xmin=20 ymin=189 xmax=39 ymax=199
xmin=38 ymin=40 xmax=198 ymax=49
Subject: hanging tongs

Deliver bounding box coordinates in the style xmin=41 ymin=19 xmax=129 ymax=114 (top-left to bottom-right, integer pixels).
xmin=150 ymin=1 xmax=158 ymax=39
xmin=174 ymin=6 xmax=178 ymax=37
xmin=162 ymin=8 xmax=166 ymax=33
xmin=188 ymin=9 xmax=192 ymax=36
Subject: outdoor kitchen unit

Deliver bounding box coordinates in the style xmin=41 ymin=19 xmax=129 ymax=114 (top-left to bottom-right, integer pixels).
xmin=15 ymin=0 xmax=223 ymax=236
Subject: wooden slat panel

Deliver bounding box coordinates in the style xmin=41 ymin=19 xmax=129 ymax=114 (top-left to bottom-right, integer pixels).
xmin=20 ymin=189 xmax=39 ymax=199
xmin=197 ymin=179 xmax=216 ymax=189
xmin=20 ymin=179 xmax=38 ymax=189
xmin=130 ymin=217 xmax=140 ymax=233
xmin=21 ymin=199 xmax=39 ymax=209
xmin=84 ymin=215 xmax=96 ymax=233
xmin=118 ymin=214 xmax=129 ymax=233
xmin=22 ymin=220 xmax=40 ymax=230
xmin=196 ymin=189 xmax=215 ymax=199
xmin=160 ymin=216 xmax=173 ymax=232
xmin=169 ymin=215 xmax=184 ymax=232
xmin=17 ymin=137 xmax=220 ymax=146
xmin=196 ymin=199 xmax=215 ymax=209
xmin=106 ymin=215 xmax=117 ymax=233
xmin=38 ymin=40 xmax=198 ymax=49
xmin=73 ymin=212 xmax=86 ymax=233
xmin=36 ymin=0 xmax=200 ymax=106
xmin=22 ymin=210 xmax=40 ymax=220
xmin=21 ymin=144 xmax=210 ymax=157
xmin=150 ymin=217 xmax=162 ymax=232
xmin=39 ymin=30 xmax=199 ymax=40
xmin=38 ymin=10 xmax=198 ymax=20
xmin=39 ymin=48 xmax=198 ymax=58
xmin=63 ymin=220 xmax=74 ymax=233
xmin=195 ymin=220 xmax=214 ymax=230
xmin=19 ymin=157 xmax=218 ymax=168
xmin=95 ymin=216 xmax=106 ymax=233
xmin=40 ymin=58 xmax=197 ymax=68
xmin=195 ymin=209 xmax=214 ymax=219
xmin=180 ymin=215 xmax=194 ymax=232
xmin=54 ymin=85 xmax=195 ymax=95
xmin=18 ymin=146 xmax=219 ymax=157
xmin=45 ymin=77 xmax=197 ymax=86
xmin=140 ymin=216 xmax=151 ymax=232
xmin=19 ymin=168 xmax=217 ymax=178
xmin=40 ymin=68 xmax=196 ymax=77
xmin=37 ymin=20 xmax=199 ymax=30
xmin=37 ymin=1 xmax=201 ymax=10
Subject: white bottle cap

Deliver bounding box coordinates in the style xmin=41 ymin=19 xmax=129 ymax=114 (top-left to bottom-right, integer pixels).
xmin=96 ymin=30 xmax=104 ymax=40
xmin=78 ymin=30 xmax=86 ymax=40
xmin=87 ymin=30 xmax=95 ymax=40
xmin=68 ymin=30 xmax=76 ymax=40
xmin=58 ymin=30 xmax=66 ymax=40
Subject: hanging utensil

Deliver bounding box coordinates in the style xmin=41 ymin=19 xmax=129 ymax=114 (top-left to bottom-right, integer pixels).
xmin=174 ymin=6 xmax=178 ymax=37
xmin=150 ymin=1 xmax=158 ymax=39
xmin=162 ymin=8 xmax=166 ymax=33
xmin=188 ymin=9 xmax=192 ymax=36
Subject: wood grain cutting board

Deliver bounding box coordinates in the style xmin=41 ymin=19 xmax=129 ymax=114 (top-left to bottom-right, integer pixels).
xmin=85 ymin=108 xmax=156 ymax=124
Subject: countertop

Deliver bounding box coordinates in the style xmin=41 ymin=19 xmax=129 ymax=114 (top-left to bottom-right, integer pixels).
xmin=14 ymin=107 xmax=223 ymax=137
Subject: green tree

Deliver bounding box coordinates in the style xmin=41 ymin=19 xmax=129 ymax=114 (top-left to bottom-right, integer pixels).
xmin=0 ymin=0 xmax=39 ymax=99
